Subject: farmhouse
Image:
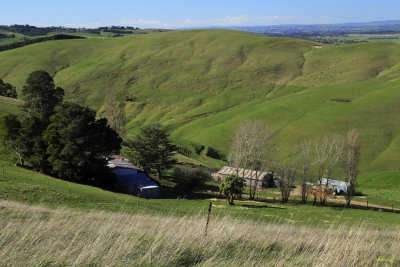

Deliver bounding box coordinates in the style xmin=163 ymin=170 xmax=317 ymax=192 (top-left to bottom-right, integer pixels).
xmin=107 ymin=156 xmax=159 ymax=198
xmin=214 ymin=166 xmax=276 ymax=188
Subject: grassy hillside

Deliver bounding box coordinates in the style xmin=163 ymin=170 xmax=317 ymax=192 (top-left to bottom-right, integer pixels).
xmin=0 ymin=96 xmax=24 ymax=115
xmin=1 ymin=29 xmax=400 ymax=173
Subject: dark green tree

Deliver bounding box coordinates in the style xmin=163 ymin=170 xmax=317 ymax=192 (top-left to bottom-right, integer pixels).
xmin=220 ymin=174 xmax=245 ymax=205
xmin=17 ymin=71 xmax=64 ymax=171
xmin=0 ymin=79 xmax=17 ymax=98
xmin=19 ymin=115 xmax=51 ymax=171
xmin=43 ymin=102 xmax=122 ymax=187
xmin=127 ymin=123 xmax=176 ymax=179
xmin=22 ymin=70 xmax=64 ymax=123
xmin=0 ymin=114 xmax=23 ymax=164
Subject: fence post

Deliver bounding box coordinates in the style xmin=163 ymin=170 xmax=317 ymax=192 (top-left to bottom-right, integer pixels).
xmin=205 ymin=201 xmax=213 ymax=237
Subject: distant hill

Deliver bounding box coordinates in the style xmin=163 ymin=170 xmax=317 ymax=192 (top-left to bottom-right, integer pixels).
xmin=221 ymin=20 xmax=400 ymax=36
xmin=215 ymin=20 xmax=400 ymax=44
xmin=1 ymin=29 xmax=400 ymax=173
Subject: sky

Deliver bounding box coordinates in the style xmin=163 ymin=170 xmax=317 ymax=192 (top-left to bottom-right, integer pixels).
xmin=1 ymin=0 xmax=400 ymax=29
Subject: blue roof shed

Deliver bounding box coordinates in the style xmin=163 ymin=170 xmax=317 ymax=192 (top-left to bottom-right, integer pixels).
xmin=111 ymin=166 xmax=160 ymax=199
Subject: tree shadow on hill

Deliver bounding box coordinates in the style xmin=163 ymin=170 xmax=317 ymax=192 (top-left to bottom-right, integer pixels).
xmin=326 ymin=201 xmax=398 ymax=213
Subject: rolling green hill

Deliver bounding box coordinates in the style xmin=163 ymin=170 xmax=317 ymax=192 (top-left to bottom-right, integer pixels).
xmin=1 ymin=29 xmax=400 ymax=173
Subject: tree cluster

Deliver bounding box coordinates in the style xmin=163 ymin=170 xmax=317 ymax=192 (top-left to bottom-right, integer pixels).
xmin=172 ymin=166 xmax=211 ymax=194
xmin=0 ymin=79 xmax=17 ymax=98
xmin=277 ymin=131 xmax=360 ymax=207
xmin=223 ymin=118 xmax=360 ymax=207
xmin=0 ymin=70 xmax=121 ymax=188
xmin=0 ymin=25 xmax=73 ymax=36
xmin=0 ymin=34 xmax=15 ymax=39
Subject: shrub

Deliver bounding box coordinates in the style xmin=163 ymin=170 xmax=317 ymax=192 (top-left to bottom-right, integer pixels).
xmin=173 ymin=166 xmax=210 ymax=193
xmin=220 ymin=174 xmax=245 ymax=205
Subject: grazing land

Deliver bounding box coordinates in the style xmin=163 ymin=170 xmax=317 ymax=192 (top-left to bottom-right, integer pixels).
xmin=1 ymin=28 xmax=400 ymax=266
xmin=0 ymin=161 xmax=399 ymax=227
xmin=1 ymin=30 xmax=400 ymax=173
xmin=0 ymin=160 xmax=399 ymax=266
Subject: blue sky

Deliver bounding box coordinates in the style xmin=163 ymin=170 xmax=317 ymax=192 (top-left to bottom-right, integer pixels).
xmin=2 ymin=0 xmax=399 ymax=28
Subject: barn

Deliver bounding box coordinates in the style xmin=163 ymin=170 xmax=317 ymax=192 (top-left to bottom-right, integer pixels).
xmin=215 ymin=166 xmax=275 ymax=188
xmin=107 ymin=157 xmax=160 ymax=198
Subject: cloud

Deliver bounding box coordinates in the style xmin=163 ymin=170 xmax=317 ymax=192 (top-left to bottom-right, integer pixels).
xmin=63 ymin=22 xmax=101 ymax=28
xmin=213 ymin=15 xmax=250 ymax=25
xmin=161 ymin=15 xmax=300 ymax=28
xmin=171 ymin=16 xmax=250 ymax=28
xmin=120 ymin=18 xmax=160 ymax=27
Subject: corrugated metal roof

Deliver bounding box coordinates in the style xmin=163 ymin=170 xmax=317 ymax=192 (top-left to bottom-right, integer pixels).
xmin=107 ymin=158 xmax=138 ymax=169
xmin=112 ymin=168 xmax=159 ymax=188
xmin=319 ymin=178 xmax=349 ymax=193
xmin=218 ymin=166 xmax=268 ymax=180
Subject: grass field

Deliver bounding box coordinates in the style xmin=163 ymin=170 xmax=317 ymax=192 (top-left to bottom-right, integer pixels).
xmin=0 ymin=199 xmax=399 ymax=266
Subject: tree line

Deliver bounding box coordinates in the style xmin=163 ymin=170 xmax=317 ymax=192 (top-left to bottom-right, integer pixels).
xmin=0 ymin=34 xmax=85 ymax=52
xmin=220 ymin=119 xmax=360 ymax=208
xmin=0 ymin=25 xmax=74 ymax=36
xmin=0 ymin=34 xmax=15 ymax=39
xmin=0 ymin=71 xmax=121 ymax=188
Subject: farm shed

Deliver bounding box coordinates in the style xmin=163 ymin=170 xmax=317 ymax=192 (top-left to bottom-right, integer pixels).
xmin=215 ymin=166 xmax=275 ymax=188
xmin=107 ymin=157 xmax=160 ymax=198
xmin=319 ymin=178 xmax=349 ymax=194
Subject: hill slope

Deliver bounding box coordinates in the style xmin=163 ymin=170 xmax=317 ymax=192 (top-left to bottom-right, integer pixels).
xmin=1 ymin=29 xmax=400 ymax=173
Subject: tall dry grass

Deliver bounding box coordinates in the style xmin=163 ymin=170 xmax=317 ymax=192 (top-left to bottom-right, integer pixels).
xmin=0 ymin=200 xmax=398 ymax=266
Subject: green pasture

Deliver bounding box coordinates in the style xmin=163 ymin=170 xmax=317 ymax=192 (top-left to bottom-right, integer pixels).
xmin=0 ymin=161 xmax=399 ymax=227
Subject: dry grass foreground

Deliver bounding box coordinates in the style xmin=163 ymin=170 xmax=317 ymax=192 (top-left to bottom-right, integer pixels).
xmin=0 ymin=200 xmax=399 ymax=266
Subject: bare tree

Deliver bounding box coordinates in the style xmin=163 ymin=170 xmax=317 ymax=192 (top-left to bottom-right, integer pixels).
xmin=324 ymin=134 xmax=345 ymax=189
xmin=106 ymin=90 xmax=126 ymax=138
xmin=228 ymin=119 xmax=271 ymax=200
xmin=299 ymin=140 xmax=314 ymax=204
xmin=314 ymin=134 xmax=344 ymax=205
xmin=277 ymin=158 xmax=299 ymax=203
xmin=314 ymin=136 xmax=329 ymax=185
xmin=345 ymin=129 xmax=360 ymax=208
